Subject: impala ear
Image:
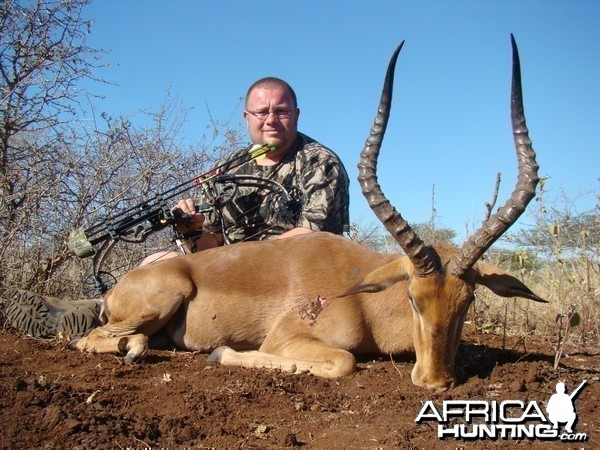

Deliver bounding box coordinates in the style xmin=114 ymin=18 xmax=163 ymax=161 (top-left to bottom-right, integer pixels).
xmin=339 ymin=258 xmax=411 ymax=297
xmin=473 ymin=261 xmax=547 ymax=303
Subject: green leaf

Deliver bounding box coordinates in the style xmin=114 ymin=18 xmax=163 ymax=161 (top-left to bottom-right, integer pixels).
xmin=569 ymin=312 xmax=581 ymax=328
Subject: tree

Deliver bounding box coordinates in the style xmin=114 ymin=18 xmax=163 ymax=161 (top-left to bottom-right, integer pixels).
xmin=347 ymin=220 xmax=387 ymax=252
xmin=1 ymin=0 xmax=103 ymax=268
xmin=510 ymin=209 xmax=599 ymax=254
xmin=0 ymin=1 xmax=247 ymax=295
xmin=0 ymin=91 xmax=244 ymax=294
xmin=412 ymin=222 xmax=457 ymax=246
xmin=349 ymin=220 xmax=457 ymax=254
xmin=503 ymin=180 xmax=599 ymax=259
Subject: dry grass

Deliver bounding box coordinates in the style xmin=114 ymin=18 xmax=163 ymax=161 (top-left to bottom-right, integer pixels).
xmin=471 ymin=255 xmax=599 ymax=360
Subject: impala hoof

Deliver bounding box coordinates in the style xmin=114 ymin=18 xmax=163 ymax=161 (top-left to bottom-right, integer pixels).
xmin=207 ymin=346 xmax=232 ymax=363
xmin=124 ymin=349 xmax=146 ymax=364
xmin=69 ymin=337 xmax=82 ymax=349
xmin=118 ymin=336 xmax=147 ymax=363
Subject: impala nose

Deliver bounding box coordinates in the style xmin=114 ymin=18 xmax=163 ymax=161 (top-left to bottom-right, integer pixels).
xmin=427 ymin=377 xmax=457 ymax=393
xmin=411 ymin=366 xmax=456 ymax=392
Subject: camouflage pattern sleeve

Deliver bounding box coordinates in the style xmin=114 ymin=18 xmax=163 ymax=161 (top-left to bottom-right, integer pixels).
xmin=295 ymin=143 xmax=350 ymax=234
xmin=200 ymin=135 xmax=350 ymax=240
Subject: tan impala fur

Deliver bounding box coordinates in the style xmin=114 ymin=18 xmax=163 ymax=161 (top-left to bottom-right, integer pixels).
xmin=74 ymin=37 xmax=545 ymax=392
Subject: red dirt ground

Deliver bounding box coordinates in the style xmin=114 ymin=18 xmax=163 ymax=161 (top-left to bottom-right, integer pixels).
xmin=0 ymin=325 xmax=598 ymax=449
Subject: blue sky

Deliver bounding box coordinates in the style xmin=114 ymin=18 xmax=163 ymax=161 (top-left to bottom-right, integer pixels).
xmin=81 ymin=1 xmax=599 ymax=242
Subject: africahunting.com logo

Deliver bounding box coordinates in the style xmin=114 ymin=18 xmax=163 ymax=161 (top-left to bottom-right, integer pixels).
xmin=416 ymin=380 xmax=588 ymax=442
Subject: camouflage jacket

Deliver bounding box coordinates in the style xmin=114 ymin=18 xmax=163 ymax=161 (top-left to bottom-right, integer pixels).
xmin=202 ymin=132 xmax=350 ymax=243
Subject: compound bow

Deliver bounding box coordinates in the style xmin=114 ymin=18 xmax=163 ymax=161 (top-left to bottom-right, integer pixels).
xmin=68 ymin=143 xmax=297 ymax=296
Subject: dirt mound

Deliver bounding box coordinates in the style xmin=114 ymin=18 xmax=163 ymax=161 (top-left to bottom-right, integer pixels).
xmin=1 ymin=325 xmax=598 ymax=448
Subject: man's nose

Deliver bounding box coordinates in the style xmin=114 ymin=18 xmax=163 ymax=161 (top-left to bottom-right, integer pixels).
xmin=264 ymin=110 xmax=280 ymax=124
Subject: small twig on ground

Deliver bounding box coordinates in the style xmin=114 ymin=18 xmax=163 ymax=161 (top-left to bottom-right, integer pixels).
xmin=389 ymin=354 xmax=403 ymax=378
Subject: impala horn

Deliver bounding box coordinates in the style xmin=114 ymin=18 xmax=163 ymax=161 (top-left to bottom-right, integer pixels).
xmin=357 ymin=41 xmax=439 ymax=277
xmin=448 ymin=34 xmax=540 ymax=277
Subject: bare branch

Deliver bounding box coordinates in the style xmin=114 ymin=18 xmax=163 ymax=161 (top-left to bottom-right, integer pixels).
xmin=483 ymin=172 xmax=502 ymax=223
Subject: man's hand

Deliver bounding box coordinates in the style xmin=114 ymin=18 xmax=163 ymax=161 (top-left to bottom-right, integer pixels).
xmin=173 ymin=198 xmax=205 ymax=236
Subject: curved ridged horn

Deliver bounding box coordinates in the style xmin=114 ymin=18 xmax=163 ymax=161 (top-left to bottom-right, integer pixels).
xmin=448 ymin=35 xmax=539 ymax=277
xmin=358 ymin=41 xmax=439 ymax=277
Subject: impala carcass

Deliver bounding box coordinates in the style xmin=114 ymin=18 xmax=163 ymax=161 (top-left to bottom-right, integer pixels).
xmin=74 ymin=36 xmax=545 ymax=392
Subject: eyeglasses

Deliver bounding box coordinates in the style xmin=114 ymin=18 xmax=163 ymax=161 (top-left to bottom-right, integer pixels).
xmin=245 ymin=108 xmax=296 ymax=121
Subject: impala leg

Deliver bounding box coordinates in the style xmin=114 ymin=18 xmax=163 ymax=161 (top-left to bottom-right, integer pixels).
xmin=266 ymin=335 xmax=357 ymax=377
xmin=74 ymin=305 xmax=183 ymax=362
xmin=73 ymin=325 xmax=149 ymax=362
xmin=73 ymin=268 xmax=192 ymax=362
xmin=208 ymin=341 xmax=356 ymax=378
xmin=208 ymin=314 xmax=357 ymax=378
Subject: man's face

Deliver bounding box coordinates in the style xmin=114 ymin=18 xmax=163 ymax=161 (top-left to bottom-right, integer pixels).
xmin=244 ymin=87 xmax=299 ymax=157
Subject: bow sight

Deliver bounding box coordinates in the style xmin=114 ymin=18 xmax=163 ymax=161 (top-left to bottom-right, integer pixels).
xmin=68 ymin=143 xmax=281 ymax=296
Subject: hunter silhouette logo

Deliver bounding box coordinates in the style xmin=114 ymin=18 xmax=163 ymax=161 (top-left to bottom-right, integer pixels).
xmin=415 ymin=380 xmax=589 ymax=442
xmin=546 ymin=380 xmax=586 ymax=434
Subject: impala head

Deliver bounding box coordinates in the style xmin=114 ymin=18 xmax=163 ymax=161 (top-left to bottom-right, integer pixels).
xmin=355 ymin=36 xmax=546 ymax=392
